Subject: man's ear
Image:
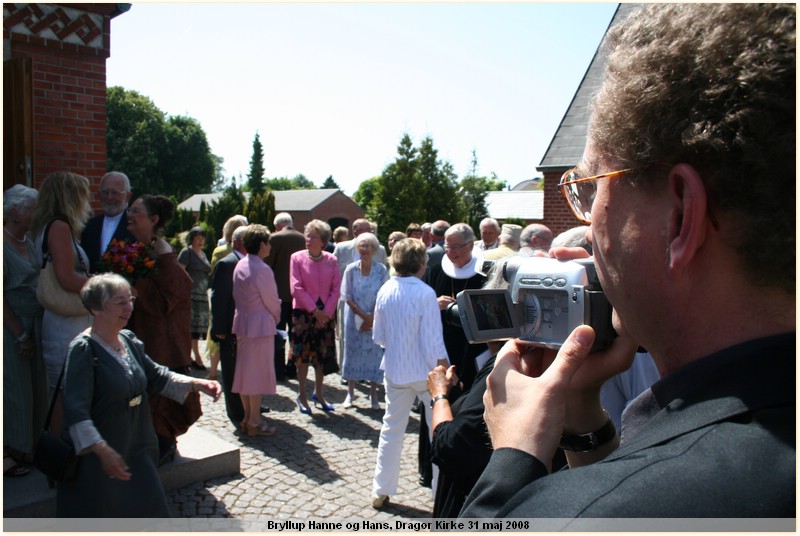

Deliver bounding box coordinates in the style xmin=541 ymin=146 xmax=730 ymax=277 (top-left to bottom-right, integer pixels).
xmin=666 ymin=163 xmax=711 ymax=272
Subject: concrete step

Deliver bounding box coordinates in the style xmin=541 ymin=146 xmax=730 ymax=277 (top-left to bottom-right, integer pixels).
xmin=3 ymin=425 xmax=240 ymax=518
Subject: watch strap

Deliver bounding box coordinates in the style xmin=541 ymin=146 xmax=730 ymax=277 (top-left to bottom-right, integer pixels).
xmin=430 ymin=395 xmax=448 ymax=408
xmin=559 ymin=411 xmax=616 ymax=452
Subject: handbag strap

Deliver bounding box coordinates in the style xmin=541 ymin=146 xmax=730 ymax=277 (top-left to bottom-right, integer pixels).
xmin=40 ymin=217 xmax=87 ymax=275
xmin=42 ymin=359 xmax=67 ymax=431
xmin=42 ymin=339 xmax=99 ymax=433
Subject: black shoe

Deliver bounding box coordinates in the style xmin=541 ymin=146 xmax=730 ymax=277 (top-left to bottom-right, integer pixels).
xmin=260 ymin=406 xmax=271 ymax=413
xmin=190 ymin=362 xmax=207 ymax=371
xmin=419 ymin=476 xmax=432 ymax=488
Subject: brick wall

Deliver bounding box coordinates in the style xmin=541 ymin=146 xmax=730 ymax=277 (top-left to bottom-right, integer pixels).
xmin=541 ymin=171 xmax=583 ymax=237
xmin=3 ymin=3 xmax=119 ymax=192
xmin=305 ymin=192 xmax=365 ymax=231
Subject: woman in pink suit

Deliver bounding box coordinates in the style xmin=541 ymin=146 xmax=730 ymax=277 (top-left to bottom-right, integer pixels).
xmin=232 ymin=225 xmax=282 ymax=437
xmin=290 ymin=219 xmax=341 ymax=414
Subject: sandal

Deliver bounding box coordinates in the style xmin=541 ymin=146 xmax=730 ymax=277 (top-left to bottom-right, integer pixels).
xmin=4 ymin=456 xmax=30 ymax=477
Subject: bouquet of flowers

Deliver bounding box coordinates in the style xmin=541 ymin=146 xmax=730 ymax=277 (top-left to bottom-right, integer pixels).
xmin=98 ymin=239 xmax=157 ymax=283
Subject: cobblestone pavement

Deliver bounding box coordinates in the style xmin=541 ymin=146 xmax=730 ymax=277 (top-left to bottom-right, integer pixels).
xmin=172 ymin=344 xmax=433 ymax=521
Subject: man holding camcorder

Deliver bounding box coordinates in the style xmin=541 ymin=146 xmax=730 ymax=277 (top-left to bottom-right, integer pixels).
xmin=460 ymin=3 xmax=795 ymax=521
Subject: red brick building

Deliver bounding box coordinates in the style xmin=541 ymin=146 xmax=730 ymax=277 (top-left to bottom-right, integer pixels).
xmin=536 ymin=4 xmax=637 ymax=237
xmin=3 ymin=3 xmax=129 ymax=192
xmin=179 ymin=189 xmax=365 ymax=234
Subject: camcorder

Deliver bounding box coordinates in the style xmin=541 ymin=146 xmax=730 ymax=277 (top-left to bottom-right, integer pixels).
xmin=447 ymin=257 xmax=616 ymax=353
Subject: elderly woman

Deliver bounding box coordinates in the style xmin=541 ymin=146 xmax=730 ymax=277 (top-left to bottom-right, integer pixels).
xmin=125 ymin=194 xmax=197 ymax=465
xmin=232 ymin=224 xmax=281 ymax=436
xmin=178 ymin=226 xmax=212 ymax=371
xmin=340 ymin=232 xmax=389 ymax=409
xmin=30 ymin=172 xmax=94 ymax=439
xmin=371 ymin=238 xmax=449 ymax=510
xmin=57 ymin=274 xmax=220 ymax=517
xmin=289 ymin=219 xmax=341 ymax=414
xmin=3 ymin=185 xmax=47 ymax=477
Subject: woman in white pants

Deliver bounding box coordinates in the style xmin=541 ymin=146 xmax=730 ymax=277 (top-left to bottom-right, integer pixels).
xmin=371 ymin=238 xmax=449 ymax=509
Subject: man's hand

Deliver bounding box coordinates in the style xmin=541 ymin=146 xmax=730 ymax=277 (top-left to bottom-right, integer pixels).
xmin=482 ymin=325 xmax=636 ymax=470
xmin=482 ymin=327 xmax=596 ymax=469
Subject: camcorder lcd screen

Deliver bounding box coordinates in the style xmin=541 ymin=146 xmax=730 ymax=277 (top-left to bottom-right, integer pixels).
xmin=456 ymin=289 xmax=520 ymax=343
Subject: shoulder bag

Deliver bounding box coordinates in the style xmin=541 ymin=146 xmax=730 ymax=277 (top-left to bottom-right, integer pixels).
xmin=36 ymin=219 xmax=89 ymax=317
xmin=33 ymin=359 xmax=78 ymax=483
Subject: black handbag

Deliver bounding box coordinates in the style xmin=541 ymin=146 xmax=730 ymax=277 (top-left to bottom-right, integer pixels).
xmin=33 ymin=360 xmax=78 ymax=482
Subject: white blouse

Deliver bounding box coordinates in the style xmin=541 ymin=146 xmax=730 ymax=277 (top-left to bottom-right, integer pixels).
xmin=373 ymin=276 xmax=448 ymax=384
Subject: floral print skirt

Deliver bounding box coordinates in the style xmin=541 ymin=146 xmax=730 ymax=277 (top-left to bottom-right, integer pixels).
xmin=290 ymin=309 xmax=337 ymax=373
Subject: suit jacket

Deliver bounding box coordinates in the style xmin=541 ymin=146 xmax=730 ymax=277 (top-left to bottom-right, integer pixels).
xmin=210 ymin=250 xmax=242 ymax=337
xmin=231 ymin=254 xmax=281 ymax=338
xmin=265 ymin=228 xmax=305 ymax=303
xmin=81 ymin=213 xmax=135 ymax=273
xmin=460 ymin=333 xmax=796 ymax=519
xmin=425 ymin=243 xmax=445 ymax=276
xmin=333 ymin=239 xmax=388 ymax=276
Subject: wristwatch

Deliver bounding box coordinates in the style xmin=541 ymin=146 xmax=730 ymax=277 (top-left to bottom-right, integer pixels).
xmin=559 ymin=411 xmax=616 ymax=452
xmin=430 ymin=395 xmax=448 ymax=408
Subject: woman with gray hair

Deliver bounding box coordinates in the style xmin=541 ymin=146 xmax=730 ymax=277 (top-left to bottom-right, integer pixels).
xmin=340 ymin=232 xmax=389 ymax=409
xmin=290 ymin=219 xmax=341 ymax=414
xmin=57 ymin=273 xmax=220 ymax=516
xmin=3 ymin=184 xmax=47 ymax=477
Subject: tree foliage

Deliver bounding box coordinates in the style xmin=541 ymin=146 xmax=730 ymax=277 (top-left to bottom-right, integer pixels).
xmin=106 ymin=86 xmax=218 ymax=200
xmin=204 ymin=183 xmax=247 ymax=241
xmin=361 ymin=133 xmax=475 ymax=244
xmin=264 ymin=174 xmax=317 ymax=191
xmin=248 ymin=132 xmax=266 ymax=194
xmin=320 ymin=175 xmax=340 ymax=189
xmin=245 ymin=191 xmax=276 ymax=227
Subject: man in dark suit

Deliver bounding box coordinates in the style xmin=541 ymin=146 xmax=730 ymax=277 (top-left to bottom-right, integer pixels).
xmin=81 ymin=171 xmax=136 ymax=273
xmin=460 ymin=4 xmax=794 ymax=521
xmin=424 ymin=220 xmax=448 ymax=280
xmin=265 ymin=212 xmax=306 ymax=381
xmin=209 ymin=225 xmax=248 ymax=429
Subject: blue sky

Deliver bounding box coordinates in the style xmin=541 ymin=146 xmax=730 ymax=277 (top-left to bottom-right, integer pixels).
xmin=106 ymin=2 xmax=618 ymax=196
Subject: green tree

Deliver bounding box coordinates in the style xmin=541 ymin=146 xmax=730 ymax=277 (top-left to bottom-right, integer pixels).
xmin=106 ymin=86 xmax=167 ymax=196
xmin=248 ymin=132 xmax=266 ymax=194
xmin=263 ymin=177 xmax=294 ymax=191
xmin=370 ymin=133 xmax=426 ymax=244
xmin=204 ymin=183 xmax=247 ymax=242
xmin=291 ymin=174 xmax=316 ymax=189
xmin=353 ymin=176 xmax=381 ymax=211
xmin=320 ymin=175 xmax=340 ymax=189
xmin=458 ymin=151 xmax=508 ymax=231
xmin=107 ymin=86 xmax=220 ymax=200
xmin=245 ymin=191 xmax=276 ymax=227
xmin=417 ymin=136 xmax=462 ymax=224
xmin=162 ymin=115 xmax=216 ymax=201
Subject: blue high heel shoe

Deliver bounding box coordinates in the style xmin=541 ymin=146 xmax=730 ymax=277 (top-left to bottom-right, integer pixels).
xmin=311 ymin=393 xmax=335 ymax=412
xmin=296 ymin=397 xmax=312 ymax=415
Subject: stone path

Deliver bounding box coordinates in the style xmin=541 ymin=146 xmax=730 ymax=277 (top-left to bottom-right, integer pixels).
xmin=174 ymin=350 xmax=433 ymax=521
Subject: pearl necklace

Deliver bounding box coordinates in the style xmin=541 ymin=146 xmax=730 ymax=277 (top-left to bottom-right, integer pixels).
xmin=307 ymin=250 xmax=324 ymax=261
xmin=3 ymin=227 xmax=28 ymax=244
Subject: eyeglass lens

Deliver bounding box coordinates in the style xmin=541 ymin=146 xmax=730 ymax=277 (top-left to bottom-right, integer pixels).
xmin=562 ymin=178 xmax=595 ymax=223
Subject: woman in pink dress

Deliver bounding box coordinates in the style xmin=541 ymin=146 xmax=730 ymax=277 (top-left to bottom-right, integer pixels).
xmin=231 ymin=225 xmax=281 ymax=437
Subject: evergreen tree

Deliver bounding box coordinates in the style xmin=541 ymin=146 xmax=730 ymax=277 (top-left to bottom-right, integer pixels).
xmin=248 ymin=132 xmax=266 ymax=194
xmin=205 ymin=183 xmax=247 ymax=246
xmin=245 ymin=190 xmax=276 ymax=228
xmin=371 ymin=133 xmax=426 ymax=244
xmin=320 ymin=175 xmax=340 ymax=189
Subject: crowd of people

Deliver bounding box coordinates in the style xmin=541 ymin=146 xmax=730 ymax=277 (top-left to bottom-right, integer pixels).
xmin=3 ymin=2 xmax=794 ymax=521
